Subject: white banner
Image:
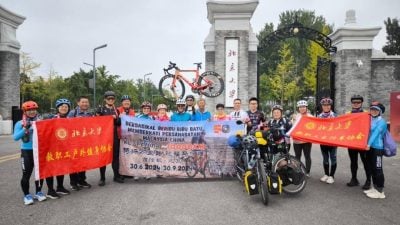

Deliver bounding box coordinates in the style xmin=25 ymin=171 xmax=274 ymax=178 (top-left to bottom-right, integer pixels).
xmin=225 ymin=39 xmax=239 ymax=107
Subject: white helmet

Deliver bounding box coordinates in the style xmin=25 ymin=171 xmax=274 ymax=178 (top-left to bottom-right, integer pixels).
xmin=176 ymin=98 xmax=186 ymax=105
xmin=297 ymin=100 xmax=308 ymax=107
xmin=157 ymin=104 xmax=167 ymax=111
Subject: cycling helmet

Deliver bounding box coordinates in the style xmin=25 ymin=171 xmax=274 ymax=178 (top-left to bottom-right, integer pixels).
xmin=227 ymin=135 xmax=241 ymax=149
xmin=104 ymin=91 xmax=116 ymax=98
xmin=242 ymin=135 xmax=258 ymax=149
xmin=176 ymin=98 xmax=186 ymax=105
xmin=296 ymin=100 xmax=308 ymax=107
xmin=157 ymin=104 xmax=167 ymax=111
xmin=141 ymin=101 xmax=152 ymax=109
xmin=370 ymin=101 xmax=385 ymax=114
xmin=185 ymin=95 xmax=195 ymax=101
xmin=272 ymin=105 xmax=283 ymax=112
xmin=55 ymin=98 xmax=71 ymax=108
xmin=121 ymin=95 xmax=131 ymax=102
xmin=351 ymin=94 xmax=364 ymax=102
xmin=320 ymin=97 xmax=333 ymax=105
xmin=22 ymin=101 xmax=39 ymax=111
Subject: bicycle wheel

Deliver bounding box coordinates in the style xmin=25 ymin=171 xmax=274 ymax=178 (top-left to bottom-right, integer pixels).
xmin=159 ymin=74 xmax=185 ymax=102
xmin=185 ymin=156 xmax=198 ymax=178
xmin=272 ymin=155 xmax=307 ymax=195
xmin=197 ymin=71 xmax=224 ymax=97
xmin=257 ymin=159 xmax=269 ymax=205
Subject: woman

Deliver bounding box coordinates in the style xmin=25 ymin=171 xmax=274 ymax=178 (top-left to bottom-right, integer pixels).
xmin=136 ymin=101 xmax=154 ymax=120
xmin=46 ymin=98 xmax=73 ymax=198
xmin=13 ymin=101 xmax=47 ymax=205
xmin=292 ymin=100 xmax=313 ymax=177
xmin=213 ymin=103 xmax=231 ymax=121
xmin=318 ymin=98 xmax=337 ymax=184
xmin=364 ymin=101 xmax=387 ymax=199
xmin=155 ymin=104 xmax=169 ymax=121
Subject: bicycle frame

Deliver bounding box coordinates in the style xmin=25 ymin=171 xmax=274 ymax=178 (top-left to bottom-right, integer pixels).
xmin=166 ymin=65 xmax=211 ymax=91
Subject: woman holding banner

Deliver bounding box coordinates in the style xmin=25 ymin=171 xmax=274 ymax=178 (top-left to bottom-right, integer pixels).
xmin=318 ymin=98 xmax=338 ymax=184
xmin=364 ymin=101 xmax=387 ymax=199
xmin=155 ymin=104 xmax=169 ymax=121
xmin=13 ymin=101 xmax=47 ymax=205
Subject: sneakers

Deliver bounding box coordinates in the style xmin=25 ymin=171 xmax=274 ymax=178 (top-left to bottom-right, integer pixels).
xmin=71 ymin=184 xmax=81 ymax=191
xmin=134 ymin=176 xmax=140 ymax=181
xmin=56 ymin=186 xmax=71 ymax=195
xmin=346 ymin=178 xmax=359 ymax=187
xmin=326 ymin=176 xmax=335 ymax=184
xmin=320 ymin=175 xmax=329 ymax=182
xmin=366 ymin=191 xmax=386 ymax=199
xmin=113 ymin=177 xmax=124 ymax=183
xmin=363 ymin=187 xmax=377 ymax=194
xmin=34 ymin=192 xmax=47 ymax=202
xmin=305 ymin=173 xmax=310 ymax=178
xmin=78 ymin=181 xmax=92 ymax=188
xmin=46 ymin=189 xmax=60 ymax=199
xmin=98 ymin=180 xmax=106 ymax=187
xmin=24 ymin=194 xmax=34 ymax=205
xmin=145 ymin=176 xmax=151 ymax=180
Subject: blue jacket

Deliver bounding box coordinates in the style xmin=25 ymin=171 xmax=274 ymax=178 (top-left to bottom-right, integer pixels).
xmin=367 ymin=116 xmax=387 ymax=150
xmin=136 ymin=114 xmax=154 ymax=120
xmin=171 ymin=112 xmax=191 ymax=121
xmin=13 ymin=120 xmax=33 ymax=150
xmin=191 ymin=110 xmax=211 ymax=121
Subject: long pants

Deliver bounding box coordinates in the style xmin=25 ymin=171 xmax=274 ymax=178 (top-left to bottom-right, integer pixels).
xmin=70 ymin=172 xmax=87 ymax=186
xmin=366 ymin=148 xmax=385 ymax=192
xmin=320 ymin=145 xmax=337 ymax=177
xmin=99 ymin=136 xmax=120 ymax=181
xmin=47 ymin=175 xmax=64 ymax=190
xmin=293 ymin=143 xmax=312 ymax=174
xmin=20 ymin=150 xmax=44 ymax=195
xmin=347 ymin=149 xmax=371 ymax=182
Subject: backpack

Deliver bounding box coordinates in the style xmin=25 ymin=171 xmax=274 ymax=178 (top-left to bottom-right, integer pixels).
xmin=383 ymin=131 xmax=397 ymax=157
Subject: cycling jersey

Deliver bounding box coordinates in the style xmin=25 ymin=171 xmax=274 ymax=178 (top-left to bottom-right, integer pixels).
xmin=192 ymin=110 xmax=211 ymax=121
xmin=171 ymin=112 xmax=191 ymax=121
xmin=229 ymin=109 xmax=249 ymax=121
xmin=246 ymin=110 xmax=265 ymax=133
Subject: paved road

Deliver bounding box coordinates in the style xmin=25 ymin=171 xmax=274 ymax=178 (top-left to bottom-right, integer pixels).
xmin=0 ymin=135 xmax=399 ymax=225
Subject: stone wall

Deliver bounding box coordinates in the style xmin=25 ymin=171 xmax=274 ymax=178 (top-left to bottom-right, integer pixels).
xmin=205 ymin=30 xmax=257 ymax=113
xmin=371 ymin=59 xmax=400 ymax=121
xmin=0 ymin=51 xmax=20 ymax=120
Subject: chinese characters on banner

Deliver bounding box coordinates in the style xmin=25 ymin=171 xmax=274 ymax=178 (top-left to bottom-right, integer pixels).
xmin=119 ymin=116 xmax=245 ymax=178
xmin=33 ymin=116 xmax=114 ymax=180
xmin=287 ymin=113 xmax=371 ymax=150
xmin=225 ymin=39 xmax=239 ymax=107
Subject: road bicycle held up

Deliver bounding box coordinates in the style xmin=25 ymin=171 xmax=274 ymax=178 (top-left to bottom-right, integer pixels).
xmin=159 ymin=62 xmax=224 ymax=101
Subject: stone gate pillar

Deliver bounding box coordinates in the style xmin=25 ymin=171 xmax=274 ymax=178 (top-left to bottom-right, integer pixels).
xmin=0 ymin=5 xmax=25 ymax=120
xmin=329 ymin=10 xmax=381 ymax=114
xmin=204 ymin=0 xmax=258 ymax=112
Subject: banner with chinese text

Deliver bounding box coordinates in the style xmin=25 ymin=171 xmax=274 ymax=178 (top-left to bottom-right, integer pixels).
xmin=33 ymin=116 xmax=114 ymax=180
xmin=225 ymin=39 xmax=239 ymax=107
xmin=120 ymin=116 xmax=245 ymax=178
xmin=287 ymin=113 xmax=370 ymax=149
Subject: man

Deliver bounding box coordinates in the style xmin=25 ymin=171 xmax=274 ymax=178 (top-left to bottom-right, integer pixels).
xmin=191 ymin=98 xmax=211 ymax=121
xmin=346 ymin=95 xmax=371 ymax=190
xmin=68 ymin=96 xmax=94 ymax=190
xmin=185 ymin=95 xmax=196 ymax=115
xmin=229 ymin=98 xmax=249 ymax=123
xmin=96 ymin=91 xmax=123 ymax=186
xmin=246 ymin=97 xmax=265 ymax=134
xmin=171 ymin=99 xmax=191 ymax=121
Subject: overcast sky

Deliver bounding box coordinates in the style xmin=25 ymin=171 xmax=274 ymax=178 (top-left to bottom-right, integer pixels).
xmin=1 ymin=0 xmax=399 ymax=83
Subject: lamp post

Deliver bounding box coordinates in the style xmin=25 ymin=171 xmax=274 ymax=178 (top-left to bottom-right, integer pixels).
xmin=92 ymin=44 xmax=107 ymax=106
xmin=143 ymin=73 xmax=152 ymax=101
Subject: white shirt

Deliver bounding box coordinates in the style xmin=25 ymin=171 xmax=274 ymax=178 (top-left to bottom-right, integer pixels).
xmin=229 ymin=109 xmax=249 ymax=122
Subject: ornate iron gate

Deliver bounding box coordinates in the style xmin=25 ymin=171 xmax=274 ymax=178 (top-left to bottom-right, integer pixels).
xmin=316 ymin=56 xmax=336 ymax=114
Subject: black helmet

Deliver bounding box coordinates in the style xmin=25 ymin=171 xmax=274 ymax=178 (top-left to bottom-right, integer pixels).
xmin=121 ymin=95 xmax=131 ymax=102
xmin=185 ymin=95 xmax=195 ymax=101
xmin=104 ymin=91 xmax=116 ymax=98
xmin=351 ymin=94 xmax=364 ymax=102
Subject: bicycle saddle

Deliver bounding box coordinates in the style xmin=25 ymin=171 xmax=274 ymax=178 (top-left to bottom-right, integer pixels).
xmin=193 ymin=62 xmax=202 ymax=69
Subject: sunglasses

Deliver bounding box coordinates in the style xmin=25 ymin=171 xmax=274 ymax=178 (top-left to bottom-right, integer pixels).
xmin=106 ymin=97 xmax=115 ymax=100
xmin=177 ymin=105 xmax=185 ymax=107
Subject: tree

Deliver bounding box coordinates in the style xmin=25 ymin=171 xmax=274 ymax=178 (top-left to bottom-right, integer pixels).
xmin=382 ymin=17 xmax=400 ymax=55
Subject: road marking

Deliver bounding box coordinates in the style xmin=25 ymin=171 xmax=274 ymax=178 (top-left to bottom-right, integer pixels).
xmin=0 ymin=153 xmax=20 ymax=164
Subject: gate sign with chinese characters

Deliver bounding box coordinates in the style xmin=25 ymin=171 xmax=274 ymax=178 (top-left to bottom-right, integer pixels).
xmin=225 ymin=39 xmax=239 ymax=107
xmin=119 ymin=116 xmax=245 ymax=178
xmin=287 ymin=113 xmax=371 ymax=150
xmin=33 ymin=116 xmax=114 ymax=180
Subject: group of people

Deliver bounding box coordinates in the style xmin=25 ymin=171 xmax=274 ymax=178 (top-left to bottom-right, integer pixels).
xmin=14 ymin=91 xmax=388 ymax=205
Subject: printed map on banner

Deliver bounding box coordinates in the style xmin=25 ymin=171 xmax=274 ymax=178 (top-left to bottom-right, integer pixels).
xmin=120 ymin=116 xmax=245 ymax=178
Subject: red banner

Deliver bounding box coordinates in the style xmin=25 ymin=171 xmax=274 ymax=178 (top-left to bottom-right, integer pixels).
xmin=287 ymin=113 xmax=370 ymax=149
xmin=33 ymin=116 xmax=114 ymax=180
xmin=390 ymin=92 xmax=400 ymax=142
